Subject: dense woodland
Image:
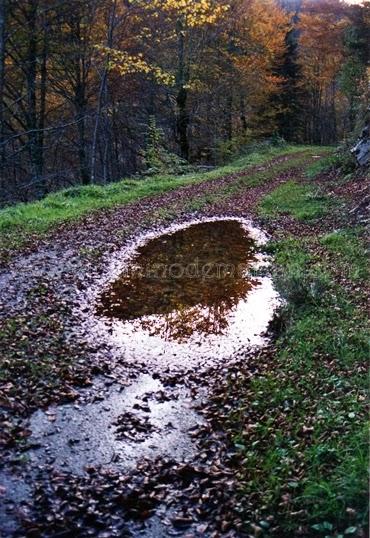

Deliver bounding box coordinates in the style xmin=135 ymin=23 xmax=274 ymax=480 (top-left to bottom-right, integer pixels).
xmin=0 ymin=0 xmax=368 ymax=204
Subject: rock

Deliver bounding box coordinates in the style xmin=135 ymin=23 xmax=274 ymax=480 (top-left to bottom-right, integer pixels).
xmin=351 ymin=124 xmax=370 ymax=167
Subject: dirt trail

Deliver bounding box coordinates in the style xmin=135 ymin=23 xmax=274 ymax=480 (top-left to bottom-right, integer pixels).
xmin=0 ymin=151 xmax=325 ymax=538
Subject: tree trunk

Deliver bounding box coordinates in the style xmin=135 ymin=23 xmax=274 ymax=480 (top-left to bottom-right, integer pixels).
xmin=240 ymin=94 xmax=247 ymax=133
xmin=74 ymin=19 xmax=90 ymax=186
xmin=36 ymin=16 xmax=48 ymax=192
xmin=227 ymin=92 xmax=233 ymax=141
xmin=176 ymin=20 xmax=189 ymax=160
xmin=0 ymin=0 xmax=7 ymax=170
xmin=77 ymin=108 xmax=90 ymax=186
xmin=26 ymin=0 xmax=46 ymax=197
xmin=91 ymin=0 xmax=117 ymax=183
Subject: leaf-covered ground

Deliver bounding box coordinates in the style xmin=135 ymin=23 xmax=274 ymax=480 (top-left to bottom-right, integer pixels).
xmin=0 ymin=148 xmax=368 ymax=538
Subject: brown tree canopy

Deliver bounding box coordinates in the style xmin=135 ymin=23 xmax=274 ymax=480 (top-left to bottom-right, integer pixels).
xmin=0 ymin=0 xmax=368 ymax=204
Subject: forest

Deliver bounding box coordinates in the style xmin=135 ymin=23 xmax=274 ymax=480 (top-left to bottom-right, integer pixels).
xmin=0 ymin=1 xmax=369 ymax=538
xmin=0 ymin=0 xmax=368 ymax=205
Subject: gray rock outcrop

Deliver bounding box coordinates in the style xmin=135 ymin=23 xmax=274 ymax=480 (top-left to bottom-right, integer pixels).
xmin=351 ymin=124 xmax=370 ymax=167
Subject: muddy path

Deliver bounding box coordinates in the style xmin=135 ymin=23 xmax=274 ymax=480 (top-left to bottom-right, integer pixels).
xmin=0 ymin=151 xmax=326 ymax=537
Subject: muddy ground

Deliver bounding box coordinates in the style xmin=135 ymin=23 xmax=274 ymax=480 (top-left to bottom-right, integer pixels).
xmin=0 ymin=151 xmax=368 ymax=538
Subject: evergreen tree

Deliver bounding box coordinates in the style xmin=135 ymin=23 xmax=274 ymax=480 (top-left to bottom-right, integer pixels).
xmin=274 ymin=0 xmax=304 ymax=141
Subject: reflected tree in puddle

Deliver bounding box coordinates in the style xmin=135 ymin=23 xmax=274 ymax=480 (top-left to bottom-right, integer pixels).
xmin=97 ymin=220 xmax=260 ymax=341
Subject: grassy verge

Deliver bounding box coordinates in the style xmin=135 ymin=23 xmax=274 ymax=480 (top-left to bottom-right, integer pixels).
xmin=305 ymin=153 xmax=342 ymax=179
xmin=0 ymin=145 xmax=330 ymax=256
xmin=259 ymin=180 xmax=334 ymax=220
xmin=230 ymin=172 xmax=369 ymax=536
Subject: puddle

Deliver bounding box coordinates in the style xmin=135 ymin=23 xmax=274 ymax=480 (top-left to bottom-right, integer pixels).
xmin=97 ymin=220 xmax=257 ymax=340
xmin=1 ymin=218 xmax=281 ymax=535
xmin=28 ymin=375 xmax=202 ymax=475
xmin=88 ymin=218 xmax=280 ymax=370
xmin=22 ymin=219 xmax=280 ymax=477
xmin=0 ymin=472 xmax=31 ymax=536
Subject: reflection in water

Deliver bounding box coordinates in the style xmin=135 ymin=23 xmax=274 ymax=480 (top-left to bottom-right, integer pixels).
xmin=97 ymin=220 xmax=262 ymax=342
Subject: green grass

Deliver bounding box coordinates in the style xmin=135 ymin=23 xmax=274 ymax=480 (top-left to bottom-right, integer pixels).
xmin=231 ymin=179 xmax=369 ymax=535
xmin=259 ymin=180 xmax=333 ymax=220
xmin=305 ymin=150 xmax=359 ymax=180
xmin=0 ymin=144 xmax=329 ymax=256
xmin=305 ymin=153 xmax=341 ymax=179
xmin=320 ymin=230 xmax=369 ymax=281
xmin=233 ymin=238 xmax=369 ymax=535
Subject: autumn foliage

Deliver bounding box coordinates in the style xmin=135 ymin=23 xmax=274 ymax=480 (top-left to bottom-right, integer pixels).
xmin=0 ymin=0 xmax=368 ymax=203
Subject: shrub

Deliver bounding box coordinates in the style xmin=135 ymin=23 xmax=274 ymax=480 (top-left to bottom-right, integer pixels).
xmin=275 ymin=267 xmax=331 ymax=308
xmin=143 ymin=116 xmax=188 ymax=175
xmin=214 ymin=135 xmax=287 ymax=165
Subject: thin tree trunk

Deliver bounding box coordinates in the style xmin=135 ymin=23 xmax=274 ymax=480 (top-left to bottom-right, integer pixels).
xmin=227 ymin=92 xmax=233 ymax=141
xmin=240 ymin=93 xmax=247 ymax=133
xmin=0 ymin=0 xmax=7 ymax=171
xmin=91 ymin=0 xmax=117 ymax=183
xmin=176 ymin=19 xmax=189 ymax=160
xmin=36 ymin=17 xmax=48 ymax=192
xmin=77 ymin=110 xmax=90 ymax=185
xmin=75 ymin=20 xmax=90 ymax=186
xmin=331 ymin=80 xmax=337 ymax=143
xmin=26 ymin=0 xmax=45 ymax=197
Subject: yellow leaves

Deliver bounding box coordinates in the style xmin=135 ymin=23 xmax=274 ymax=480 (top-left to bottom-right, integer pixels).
xmin=95 ymin=46 xmax=175 ymax=86
xmin=185 ymin=2 xmax=229 ymax=28
xmin=220 ymin=0 xmax=289 ymax=110
xmin=134 ymin=0 xmax=229 ymax=28
xmin=138 ymin=26 xmax=153 ymax=39
xmin=183 ymin=79 xmax=207 ymax=92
